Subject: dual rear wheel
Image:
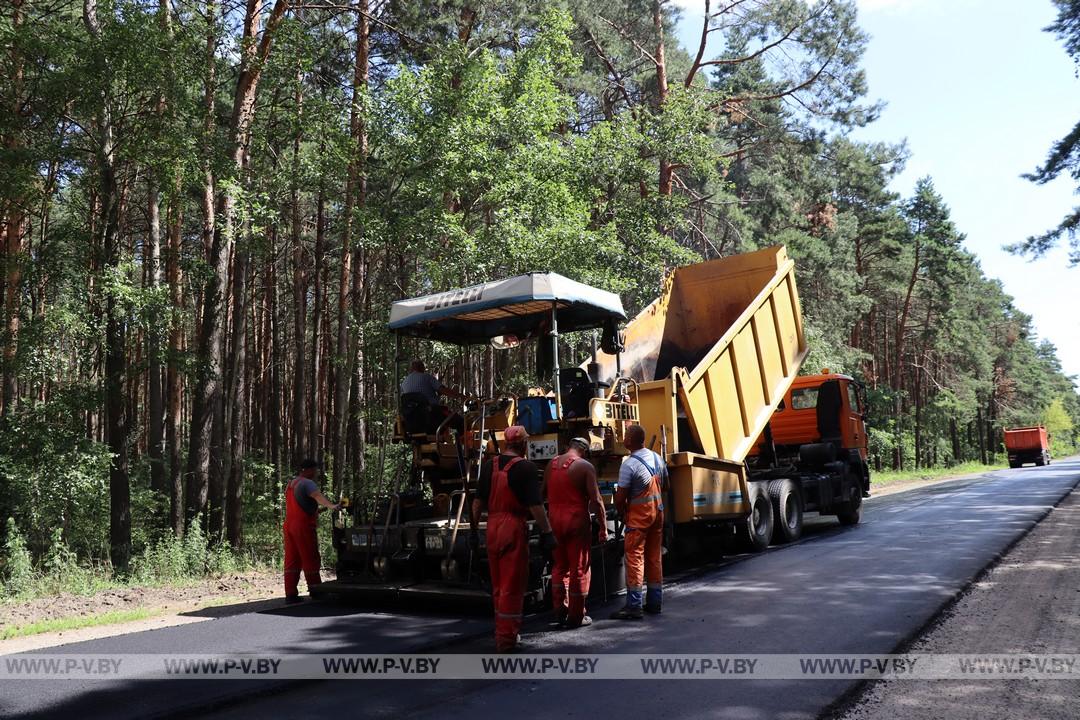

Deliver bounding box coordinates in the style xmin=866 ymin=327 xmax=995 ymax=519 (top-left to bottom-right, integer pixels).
xmin=744 ymin=479 xmax=803 ymax=551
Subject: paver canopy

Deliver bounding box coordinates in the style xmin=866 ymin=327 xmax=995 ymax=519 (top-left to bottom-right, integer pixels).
xmin=388 ymin=272 xmax=626 ymax=345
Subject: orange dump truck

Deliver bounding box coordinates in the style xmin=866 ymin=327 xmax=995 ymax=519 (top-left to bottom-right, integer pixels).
xmin=1004 ymin=426 xmax=1050 ymax=468
xmin=592 ymin=245 xmax=869 ymax=551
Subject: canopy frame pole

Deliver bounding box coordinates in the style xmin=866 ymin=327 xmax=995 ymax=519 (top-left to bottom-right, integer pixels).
xmin=394 ymin=334 xmax=402 ymax=406
xmin=551 ymin=302 xmax=562 ymax=422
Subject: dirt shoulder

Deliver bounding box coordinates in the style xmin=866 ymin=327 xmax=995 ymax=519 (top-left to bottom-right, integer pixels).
xmin=837 ymin=485 xmax=1080 ymax=720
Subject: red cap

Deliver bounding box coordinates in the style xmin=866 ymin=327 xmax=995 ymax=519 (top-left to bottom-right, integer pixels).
xmin=504 ymin=425 xmax=529 ymax=443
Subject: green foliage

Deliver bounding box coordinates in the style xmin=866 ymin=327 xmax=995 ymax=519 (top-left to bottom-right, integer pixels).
xmin=129 ymin=518 xmax=252 ymax=586
xmin=1042 ymin=397 xmax=1076 ymax=456
xmin=2 ymin=519 xmax=35 ymax=598
xmin=2 ymin=521 xmax=115 ymax=601
xmin=0 ymin=396 xmax=113 ymax=562
xmin=1011 ymin=0 xmax=1080 ymax=264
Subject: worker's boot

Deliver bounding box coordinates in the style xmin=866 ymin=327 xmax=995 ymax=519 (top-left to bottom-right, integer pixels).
xmin=496 ymin=634 xmax=522 ymax=653
xmin=610 ymin=606 xmax=644 ymax=620
xmin=644 ymin=584 xmax=662 ymax=614
xmin=566 ymin=615 xmax=592 ymax=628
xmin=611 ymin=588 xmax=644 ymax=620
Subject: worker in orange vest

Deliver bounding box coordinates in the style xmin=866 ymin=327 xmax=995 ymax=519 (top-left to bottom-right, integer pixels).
xmin=283 ymin=459 xmax=342 ymax=603
xmin=471 ymin=425 xmax=557 ymax=652
xmin=544 ymin=437 xmax=607 ymax=628
xmin=611 ymin=425 xmax=666 ymax=619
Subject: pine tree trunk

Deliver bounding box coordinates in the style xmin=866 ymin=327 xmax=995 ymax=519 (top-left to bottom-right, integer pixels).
xmin=226 ymin=204 xmax=250 ymax=547
xmin=187 ymin=0 xmax=218 ymax=524
xmin=290 ymin=75 xmax=307 ymax=466
xmin=84 ymin=0 xmax=130 ymax=571
xmin=950 ymin=417 xmax=961 ymax=464
xmin=308 ymin=182 xmax=325 ymax=461
xmin=166 ymin=192 xmax=184 ymax=535
xmin=147 ymin=177 xmax=166 ymax=491
xmin=1 ymin=0 xmax=26 ymax=417
xmin=976 ymin=407 xmax=987 ymax=465
xmin=333 ymin=0 xmax=369 ymax=493
xmin=653 ymin=0 xmax=672 ymax=199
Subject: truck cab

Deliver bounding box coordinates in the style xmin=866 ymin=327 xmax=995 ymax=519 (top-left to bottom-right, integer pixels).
xmin=751 ymin=372 xmax=870 ymax=495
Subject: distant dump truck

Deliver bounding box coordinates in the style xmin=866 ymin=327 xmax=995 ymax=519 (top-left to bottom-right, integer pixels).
xmin=320 ymin=245 xmax=868 ymax=604
xmin=1004 ymin=426 xmax=1051 ymax=468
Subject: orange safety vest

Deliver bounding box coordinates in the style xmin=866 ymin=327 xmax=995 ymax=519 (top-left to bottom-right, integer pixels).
xmin=625 ymin=453 xmax=664 ymax=530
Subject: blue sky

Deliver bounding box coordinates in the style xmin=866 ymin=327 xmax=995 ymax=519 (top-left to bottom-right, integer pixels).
xmin=672 ymin=0 xmax=1080 ymax=385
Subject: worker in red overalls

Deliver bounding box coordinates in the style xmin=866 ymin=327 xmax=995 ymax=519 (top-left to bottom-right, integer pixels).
xmin=612 ymin=425 xmax=667 ymax=619
xmin=470 ymin=425 xmax=557 ymax=652
xmin=544 ymin=437 xmax=607 ymax=628
xmin=283 ymin=459 xmax=342 ymax=604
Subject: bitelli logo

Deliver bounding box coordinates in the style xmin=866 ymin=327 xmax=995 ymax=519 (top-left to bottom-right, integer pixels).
xmin=604 ymin=403 xmax=638 ymax=421
xmin=424 ymin=286 xmax=484 ymax=311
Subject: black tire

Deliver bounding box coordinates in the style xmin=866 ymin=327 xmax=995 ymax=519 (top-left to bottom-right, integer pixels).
xmin=1008 ymin=461 xmax=1020 ymax=469
xmin=1035 ymin=455 xmax=1045 ymax=467
xmin=769 ymin=479 xmax=803 ymax=543
xmin=744 ymin=485 xmax=774 ymax=552
xmin=836 ymin=483 xmax=862 ymax=526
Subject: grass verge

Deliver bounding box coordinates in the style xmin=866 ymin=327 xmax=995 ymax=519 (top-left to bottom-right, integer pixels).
xmin=871 ymin=461 xmax=1000 ymax=489
xmin=1 ymin=608 xmax=158 ymax=641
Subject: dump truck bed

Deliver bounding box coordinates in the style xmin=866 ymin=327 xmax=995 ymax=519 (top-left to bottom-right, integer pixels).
xmin=592 ymin=246 xmax=808 ymax=523
xmin=1003 ymin=426 xmax=1048 ymax=453
xmin=596 ymin=245 xmax=808 ymax=464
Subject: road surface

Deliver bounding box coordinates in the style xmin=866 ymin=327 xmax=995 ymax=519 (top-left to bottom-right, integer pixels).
xmin=3 ymin=460 xmax=1077 ymax=720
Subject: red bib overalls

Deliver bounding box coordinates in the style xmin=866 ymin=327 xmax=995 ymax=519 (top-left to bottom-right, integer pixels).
xmin=283 ymin=476 xmax=322 ymax=597
xmin=486 ymin=456 xmax=529 ymax=651
xmin=547 ymin=454 xmax=592 ymax=624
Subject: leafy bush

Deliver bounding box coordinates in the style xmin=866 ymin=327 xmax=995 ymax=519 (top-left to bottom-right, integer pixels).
xmin=0 ymin=395 xmax=112 ymax=562
xmin=2 ymin=519 xmax=35 ymax=599
xmin=39 ymin=528 xmax=106 ymax=596
xmin=129 ymin=518 xmax=264 ymax=586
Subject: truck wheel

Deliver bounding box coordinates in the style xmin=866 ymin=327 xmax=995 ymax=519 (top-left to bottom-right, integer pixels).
xmin=1035 ymin=455 xmax=1045 ymax=467
xmin=836 ymin=484 xmax=862 ymax=527
xmin=1008 ymin=461 xmax=1019 ymax=469
xmin=769 ymin=479 xmax=803 ymax=543
xmin=744 ymin=485 xmax=774 ymax=552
